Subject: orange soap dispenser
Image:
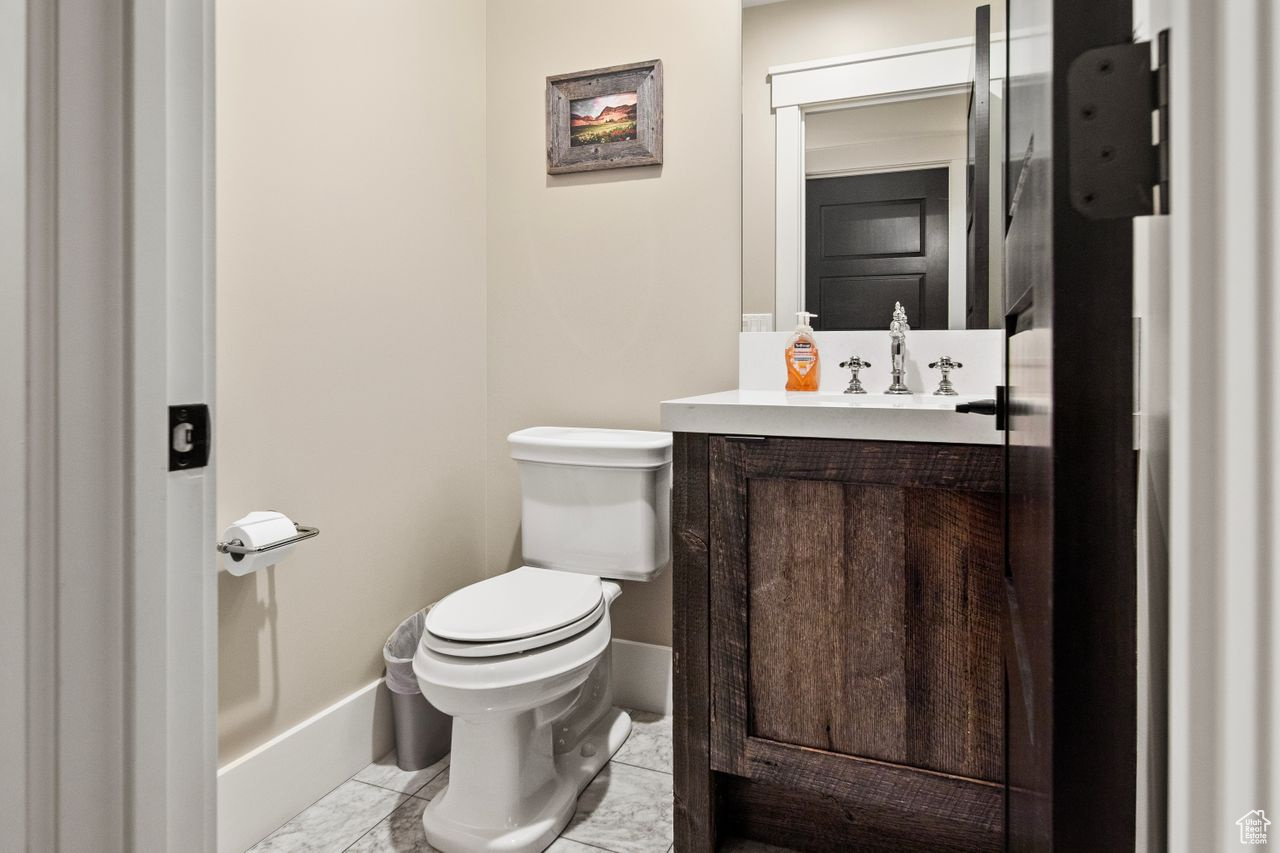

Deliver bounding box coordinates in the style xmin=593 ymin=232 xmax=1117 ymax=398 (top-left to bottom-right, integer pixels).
xmin=785 ymin=311 xmax=821 ymax=391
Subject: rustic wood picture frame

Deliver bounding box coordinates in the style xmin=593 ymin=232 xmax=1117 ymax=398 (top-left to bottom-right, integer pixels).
xmin=546 ymin=59 xmax=663 ymax=175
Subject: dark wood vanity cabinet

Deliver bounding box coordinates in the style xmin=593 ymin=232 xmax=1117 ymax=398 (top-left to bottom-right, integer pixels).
xmin=673 ymin=433 xmax=1005 ymax=853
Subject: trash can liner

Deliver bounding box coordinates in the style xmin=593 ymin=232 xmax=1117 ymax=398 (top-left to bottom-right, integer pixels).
xmin=384 ymin=607 xmax=428 ymax=695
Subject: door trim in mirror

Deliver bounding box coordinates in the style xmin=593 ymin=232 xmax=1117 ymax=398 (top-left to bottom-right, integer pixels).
xmin=768 ymin=34 xmax=1007 ymax=327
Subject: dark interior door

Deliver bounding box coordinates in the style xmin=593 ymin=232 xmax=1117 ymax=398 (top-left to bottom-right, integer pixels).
xmin=806 ymin=169 xmax=948 ymax=330
xmin=1000 ymin=0 xmax=1137 ymax=849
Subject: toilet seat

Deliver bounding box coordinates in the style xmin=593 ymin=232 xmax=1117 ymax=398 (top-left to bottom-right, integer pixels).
xmin=423 ymin=567 xmax=605 ymax=659
xmin=421 ymin=597 xmax=605 ymax=658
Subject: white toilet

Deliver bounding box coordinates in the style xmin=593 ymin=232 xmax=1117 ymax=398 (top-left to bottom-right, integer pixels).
xmin=413 ymin=426 xmax=672 ymax=853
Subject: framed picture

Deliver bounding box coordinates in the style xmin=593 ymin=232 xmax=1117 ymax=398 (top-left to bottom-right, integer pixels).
xmin=546 ymin=59 xmax=663 ymax=174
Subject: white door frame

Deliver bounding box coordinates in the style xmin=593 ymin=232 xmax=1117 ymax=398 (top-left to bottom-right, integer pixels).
xmin=767 ymin=36 xmax=998 ymax=326
xmin=130 ymin=1 xmax=219 ymax=850
xmin=1166 ymin=0 xmax=1279 ymax=849
xmin=3 ymin=1 xmax=216 ymax=850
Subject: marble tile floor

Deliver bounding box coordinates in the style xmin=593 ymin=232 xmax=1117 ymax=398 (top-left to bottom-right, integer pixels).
xmin=248 ymin=709 xmax=677 ymax=853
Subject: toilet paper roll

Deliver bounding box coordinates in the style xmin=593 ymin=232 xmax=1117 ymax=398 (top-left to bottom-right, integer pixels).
xmin=221 ymin=510 xmax=300 ymax=576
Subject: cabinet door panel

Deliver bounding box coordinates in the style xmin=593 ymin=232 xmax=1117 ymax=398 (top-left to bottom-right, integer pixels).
xmin=744 ymin=476 xmax=1001 ymax=780
xmin=711 ymin=436 xmax=1004 ymax=783
xmin=749 ymin=480 xmax=907 ymax=763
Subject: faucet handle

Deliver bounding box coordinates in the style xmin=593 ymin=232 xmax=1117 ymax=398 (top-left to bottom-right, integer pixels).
xmin=839 ymin=356 xmax=871 ymax=394
xmin=928 ymin=357 xmax=963 ymax=396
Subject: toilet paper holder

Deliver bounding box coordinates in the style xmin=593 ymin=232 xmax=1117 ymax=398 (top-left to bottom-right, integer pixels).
xmin=216 ymin=523 xmax=320 ymax=563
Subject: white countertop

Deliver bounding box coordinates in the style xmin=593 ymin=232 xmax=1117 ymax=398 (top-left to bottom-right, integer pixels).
xmin=660 ymin=389 xmax=1001 ymax=445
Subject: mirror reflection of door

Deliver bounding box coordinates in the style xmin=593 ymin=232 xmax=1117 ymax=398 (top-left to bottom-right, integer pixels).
xmin=799 ymin=92 xmax=974 ymax=332
xmin=805 ymin=168 xmax=950 ymax=330
xmin=745 ymin=4 xmax=1005 ymax=332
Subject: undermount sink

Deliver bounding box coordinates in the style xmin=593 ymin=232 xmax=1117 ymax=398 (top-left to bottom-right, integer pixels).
xmin=659 ymin=389 xmax=999 ymax=445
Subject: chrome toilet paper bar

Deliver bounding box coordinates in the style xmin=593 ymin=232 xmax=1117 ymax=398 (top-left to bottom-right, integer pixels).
xmin=216 ymin=523 xmax=320 ymax=562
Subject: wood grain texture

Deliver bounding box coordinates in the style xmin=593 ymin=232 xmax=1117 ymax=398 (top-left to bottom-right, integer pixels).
xmin=721 ymin=746 xmax=1002 ymax=852
xmin=725 ymin=439 xmax=1004 ymax=780
xmin=546 ymin=59 xmax=662 ymax=174
xmin=746 ymin=478 xmax=848 ymax=754
xmin=671 ymin=433 xmax=714 ymax=853
xmin=698 ymin=435 xmax=1004 ymax=849
xmin=839 ymin=484 xmax=909 ymax=762
xmin=709 ymin=437 xmax=1001 ymax=778
xmin=714 ymin=436 xmax=1004 ymax=492
xmin=903 ymin=487 xmax=1003 ymax=779
xmin=1001 ymin=0 xmax=1139 ymax=844
xmin=1044 ymin=4 xmax=1139 ymax=843
xmin=708 ymin=437 xmax=751 ymax=777
xmin=749 ymin=481 xmax=908 ymax=762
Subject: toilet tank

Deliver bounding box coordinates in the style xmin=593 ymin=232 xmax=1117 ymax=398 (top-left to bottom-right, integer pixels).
xmin=508 ymin=427 xmax=671 ymax=581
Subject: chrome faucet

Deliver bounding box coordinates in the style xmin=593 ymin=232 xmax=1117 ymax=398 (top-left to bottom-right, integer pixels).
xmin=885 ymin=302 xmax=912 ymax=395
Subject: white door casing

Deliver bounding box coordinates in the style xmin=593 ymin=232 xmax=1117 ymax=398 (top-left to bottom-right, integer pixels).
xmin=3 ymin=1 xmax=216 ymax=850
xmin=768 ymin=36 xmax=1001 ymax=328
xmin=130 ymin=0 xmax=218 ymax=850
xmin=1166 ymin=0 xmax=1280 ymax=850
xmin=0 ymin=0 xmax=35 ymax=843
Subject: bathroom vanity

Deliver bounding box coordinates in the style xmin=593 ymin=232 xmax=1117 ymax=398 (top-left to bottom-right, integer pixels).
xmin=663 ymin=389 xmax=1004 ymax=852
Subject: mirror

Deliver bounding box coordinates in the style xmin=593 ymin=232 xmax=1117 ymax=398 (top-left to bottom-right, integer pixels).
xmin=742 ymin=1 xmax=1005 ymax=331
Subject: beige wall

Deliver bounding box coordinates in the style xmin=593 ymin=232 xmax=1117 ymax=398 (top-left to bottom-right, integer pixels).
xmin=217 ymin=0 xmax=743 ymax=760
xmin=802 ymin=95 xmax=967 ymax=175
xmin=742 ymin=0 xmax=985 ymax=318
xmin=484 ymin=0 xmax=742 ymax=646
xmin=216 ymin=0 xmax=487 ymax=763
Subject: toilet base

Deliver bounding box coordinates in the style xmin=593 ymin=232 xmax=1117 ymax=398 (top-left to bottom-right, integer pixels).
xmin=423 ymin=707 xmax=632 ymax=853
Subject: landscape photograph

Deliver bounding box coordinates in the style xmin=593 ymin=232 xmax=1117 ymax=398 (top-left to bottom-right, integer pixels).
xmin=569 ymin=91 xmax=638 ymax=146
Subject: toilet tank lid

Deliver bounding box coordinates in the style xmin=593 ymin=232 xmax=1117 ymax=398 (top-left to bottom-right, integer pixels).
xmin=508 ymin=426 xmax=672 ymax=469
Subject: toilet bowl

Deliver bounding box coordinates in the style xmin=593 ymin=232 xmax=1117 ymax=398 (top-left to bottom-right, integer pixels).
xmin=413 ymin=427 xmax=671 ymax=853
xmin=413 ymin=571 xmax=627 ymax=853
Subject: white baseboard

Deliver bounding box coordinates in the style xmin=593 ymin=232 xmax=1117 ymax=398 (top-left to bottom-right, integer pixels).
xmin=216 ymin=679 xmax=394 ymax=853
xmin=612 ymin=638 xmax=673 ymax=715
xmin=216 ymin=640 xmax=672 ymax=852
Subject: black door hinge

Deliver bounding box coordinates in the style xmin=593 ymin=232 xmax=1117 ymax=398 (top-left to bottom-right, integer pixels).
xmin=1067 ymin=30 xmax=1170 ymax=219
xmin=169 ymin=404 xmax=211 ymax=471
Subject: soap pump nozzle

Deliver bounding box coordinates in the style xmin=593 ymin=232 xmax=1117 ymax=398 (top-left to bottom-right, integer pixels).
xmin=795 ymin=311 xmax=818 ymax=332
